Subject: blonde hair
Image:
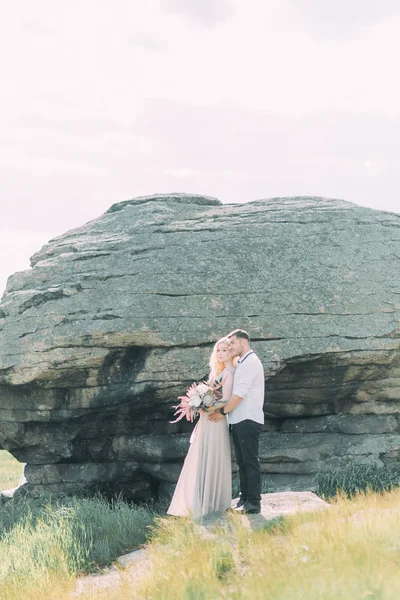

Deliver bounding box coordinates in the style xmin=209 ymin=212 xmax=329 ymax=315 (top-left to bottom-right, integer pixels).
xmin=208 ymin=337 xmax=230 ymax=383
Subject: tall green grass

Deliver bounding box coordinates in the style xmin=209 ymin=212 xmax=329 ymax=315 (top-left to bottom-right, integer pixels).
xmin=314 ymin=463 xmax=400 ymax=499
xmin=0 ymin=494 xmax=158 ymax=600
xmin=0 ymin=450 xmax=161 ymax=599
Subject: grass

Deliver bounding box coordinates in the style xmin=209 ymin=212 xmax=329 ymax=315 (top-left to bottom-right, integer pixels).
xmin=0 ymin=449 xmax=24 ymax=490
xmin=0 ymin=451 xmax=161 ymax=598
xmin=314 ymin=463 xmax=400 ymax=499
xmin=85 ymin=488 xmax=400 ymax=600
xmin=2 ymin=449 xmax=400 ymax=599
xmin=0 ymin=493 xmax=159 ymax=600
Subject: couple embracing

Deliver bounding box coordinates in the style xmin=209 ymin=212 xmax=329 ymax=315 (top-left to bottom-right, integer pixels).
xmin=168 ymin=329 xmax=265 ymax=519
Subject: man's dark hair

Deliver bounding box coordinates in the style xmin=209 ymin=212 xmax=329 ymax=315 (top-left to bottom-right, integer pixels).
xmin=227 ymin=329 xmax=250 ymax=342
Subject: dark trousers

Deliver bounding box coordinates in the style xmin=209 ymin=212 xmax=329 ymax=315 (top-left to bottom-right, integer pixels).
xmin=231 ymin=419 xmax=262 ymax=506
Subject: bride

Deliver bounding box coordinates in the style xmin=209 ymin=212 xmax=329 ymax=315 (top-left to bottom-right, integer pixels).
xmin=167 ymin=337 xmax=236 ymax=518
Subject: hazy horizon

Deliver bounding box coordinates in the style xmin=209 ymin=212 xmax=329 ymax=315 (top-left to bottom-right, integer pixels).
xmin=1 ymin=0 xmax=400 ymax=296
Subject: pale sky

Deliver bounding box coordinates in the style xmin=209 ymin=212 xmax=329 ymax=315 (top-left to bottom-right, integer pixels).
xmin=1 ymin=0 xmax=400 ymax=296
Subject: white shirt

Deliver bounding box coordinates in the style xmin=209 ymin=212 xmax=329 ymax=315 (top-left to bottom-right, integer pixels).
xmin=228 ymin=350 xmax=265 ymax=425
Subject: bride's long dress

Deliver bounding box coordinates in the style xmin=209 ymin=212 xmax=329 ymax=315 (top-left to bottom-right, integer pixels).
xmin=167 ymin=367 xmax=233 ymax=519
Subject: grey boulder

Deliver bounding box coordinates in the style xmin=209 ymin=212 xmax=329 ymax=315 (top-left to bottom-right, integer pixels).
xmin=0 ymin=193 xmax=399 ymax=498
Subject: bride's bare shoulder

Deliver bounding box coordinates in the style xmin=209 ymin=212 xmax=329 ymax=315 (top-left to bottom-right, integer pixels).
xmin=222 ymin=368 xmax=234 ymax=381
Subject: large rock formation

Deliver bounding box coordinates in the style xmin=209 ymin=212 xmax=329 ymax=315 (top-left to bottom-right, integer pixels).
xmin=0 ymin=194 xmax=400 ymax=498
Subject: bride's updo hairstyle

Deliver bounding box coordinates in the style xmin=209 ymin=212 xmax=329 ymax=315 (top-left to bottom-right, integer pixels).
xmin=208 ymin=336 xmax=231 ymax=383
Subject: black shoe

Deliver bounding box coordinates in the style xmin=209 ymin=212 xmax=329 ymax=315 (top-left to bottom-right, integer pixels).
xmin=240 ymin=502 xmax=261 ymax=515
xmin=233 ymin=497 xmax=247 ymax=510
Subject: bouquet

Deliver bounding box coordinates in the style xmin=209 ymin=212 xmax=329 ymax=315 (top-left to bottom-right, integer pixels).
xmin=171 ymin=377 xmax=224 ymax=423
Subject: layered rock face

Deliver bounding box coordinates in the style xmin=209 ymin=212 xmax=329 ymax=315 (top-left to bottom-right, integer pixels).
xmin=0 ymin=194 xmax=400 ymax=498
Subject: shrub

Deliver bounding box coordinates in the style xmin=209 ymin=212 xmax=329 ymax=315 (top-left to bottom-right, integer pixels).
xmin=314 ymin=463 xmax=400 ymax=499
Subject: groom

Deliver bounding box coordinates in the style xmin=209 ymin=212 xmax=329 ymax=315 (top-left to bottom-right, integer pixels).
xmin=209 ymin=329 xmax=265 ymax=514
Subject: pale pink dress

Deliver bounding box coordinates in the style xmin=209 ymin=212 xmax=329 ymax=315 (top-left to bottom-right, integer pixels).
xmin=167 ymin=367 xmax=234 ymax=519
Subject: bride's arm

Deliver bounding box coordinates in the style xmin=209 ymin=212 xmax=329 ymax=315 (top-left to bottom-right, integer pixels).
xmin=221 ymin=370 xmax=233 ymax=402
xmin=208 ymin=370 xmax=233 ymax=412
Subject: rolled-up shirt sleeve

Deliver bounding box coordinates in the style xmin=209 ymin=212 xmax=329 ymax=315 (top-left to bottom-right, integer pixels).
xmin=232 ymin=362 xmax=256 ymax=399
